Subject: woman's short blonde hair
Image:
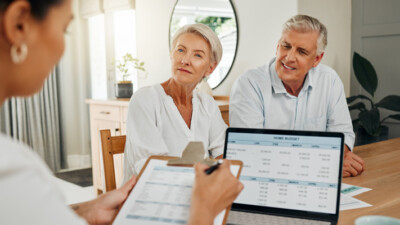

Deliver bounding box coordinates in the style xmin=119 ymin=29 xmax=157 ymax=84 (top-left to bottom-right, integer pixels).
xmin=171 ymin=23 xmax=223 ymax=64
xmin=283 ymin=15 xmax=328 ymax=55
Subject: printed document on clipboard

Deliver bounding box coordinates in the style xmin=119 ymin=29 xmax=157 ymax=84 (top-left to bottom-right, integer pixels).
xmin=113 ymin=155 xmax=243 ymax=225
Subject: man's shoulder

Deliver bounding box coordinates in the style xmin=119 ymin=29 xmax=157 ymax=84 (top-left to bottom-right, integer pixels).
xmin=311 ymin=63 xmax=343 ymax=83
xmin=239 ymin=63 xmax=271 ymax=84
xmin=311 ymin=64 xmax=344 ymax=92
xmin=314 ymin=64 xmax=339 ymax=78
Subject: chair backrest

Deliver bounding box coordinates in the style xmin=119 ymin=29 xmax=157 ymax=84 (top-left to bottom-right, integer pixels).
xmin=100 ymin=129 xmax=126 ymax=192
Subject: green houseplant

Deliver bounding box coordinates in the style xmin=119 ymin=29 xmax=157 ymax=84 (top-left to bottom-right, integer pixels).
xmin=114 ymin=53 xmax=146 ymax=98
xmin=347 ymin=52 xmax=400 ymax=144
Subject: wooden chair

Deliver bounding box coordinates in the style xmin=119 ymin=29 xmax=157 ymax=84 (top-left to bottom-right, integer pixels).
xmin=100 ymin=129 xmax=126 ymax=192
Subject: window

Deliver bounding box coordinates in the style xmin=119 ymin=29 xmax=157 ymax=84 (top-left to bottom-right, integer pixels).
xmin=88 ymin=14 xmax=107 ymax=99
xmin=113 ymin=10 xmax=137 ymax=91
xmin=87 ymin=9 xmax=137 ymax=98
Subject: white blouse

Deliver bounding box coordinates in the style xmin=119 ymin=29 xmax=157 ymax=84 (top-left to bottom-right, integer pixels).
xmin=0 ymin=134 xmax=87 ymax=225
xmin=123 ymin=84 xmax=227 ymax=180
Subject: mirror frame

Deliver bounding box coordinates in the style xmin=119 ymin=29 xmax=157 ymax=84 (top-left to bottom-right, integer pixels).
xmin=168 ymin=0 xmax=239 ymax=89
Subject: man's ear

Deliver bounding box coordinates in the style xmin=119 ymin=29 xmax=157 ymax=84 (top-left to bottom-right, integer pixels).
xmin=205 ymin=61 xmax=217 ymax=77
xmin=2 ymin=1 xmax=32 ymax=46
xmin=312 ymin=52 xmax=324 ymax=67
xmin=276 ymin=43 xmax=280 ymax=55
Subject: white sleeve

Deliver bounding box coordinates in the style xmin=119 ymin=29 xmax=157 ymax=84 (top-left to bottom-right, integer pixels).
xmin=229 ymin=74 xmax=265 ymax=128
xmin=207 ymin=99 xmax=228 ymax=158
xmin=327 ymin=76 xmax=356 ymax=150
xmin=0 ymin=142 xmax=87 ymax=225
xmin=124 ymin=90 xmax=169 ymax=175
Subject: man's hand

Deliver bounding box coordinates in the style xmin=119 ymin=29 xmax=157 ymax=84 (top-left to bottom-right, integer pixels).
xmin=342 ymin=145 xmax=365 ymax=177
xmin=71 ymin=175 xmax=137 ymax=225
xmin=188 ymin=160 xmax=244 ymax=225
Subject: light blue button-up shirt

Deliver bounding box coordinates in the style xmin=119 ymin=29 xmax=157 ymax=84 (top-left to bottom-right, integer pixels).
xmin=230 ymin=58 xmax=355 ymax=149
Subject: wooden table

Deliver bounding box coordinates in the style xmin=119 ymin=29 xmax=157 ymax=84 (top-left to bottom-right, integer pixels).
xmin=339 ymin=137 xmax=400 ymax=225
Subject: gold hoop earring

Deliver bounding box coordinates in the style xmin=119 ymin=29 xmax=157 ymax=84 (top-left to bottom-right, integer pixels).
xmin=11 ymin=43 xmax=28 ymax=64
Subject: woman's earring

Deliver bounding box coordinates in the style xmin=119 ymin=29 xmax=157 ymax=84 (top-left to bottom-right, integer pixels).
xmin=10 ymin=43 xmax=28 ymax=64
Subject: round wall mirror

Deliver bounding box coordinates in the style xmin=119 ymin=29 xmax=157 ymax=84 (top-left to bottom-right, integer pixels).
xmin=169 ymin=0 xmax=238 ymax=89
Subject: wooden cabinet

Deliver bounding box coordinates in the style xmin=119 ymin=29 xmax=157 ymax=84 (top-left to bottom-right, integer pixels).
xmin=86 ymin=99 xmax=129 ymax=195
xmin=86 ymin=97 xmax=229 ymax=194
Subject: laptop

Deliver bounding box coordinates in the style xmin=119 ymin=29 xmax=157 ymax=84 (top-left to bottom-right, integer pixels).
xmin=223 ymin=128 xmax=344 ymax=225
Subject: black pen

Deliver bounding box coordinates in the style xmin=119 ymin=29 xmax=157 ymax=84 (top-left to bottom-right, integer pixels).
xmin=205 ymin=159 xmax=223 ymax=175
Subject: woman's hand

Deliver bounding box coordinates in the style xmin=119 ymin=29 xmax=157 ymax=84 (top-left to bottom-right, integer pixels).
xmin=188 ymin=160 xmax=243 ymax=225
xmin=71 ymin=175 xmax=137 ymax=225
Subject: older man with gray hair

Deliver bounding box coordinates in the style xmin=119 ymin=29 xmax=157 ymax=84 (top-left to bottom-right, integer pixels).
xmin=230 ymin=15 xmax=365 ymax=177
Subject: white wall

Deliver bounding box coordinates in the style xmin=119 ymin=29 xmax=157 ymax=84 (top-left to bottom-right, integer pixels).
xmin=135 ymin=0 xmax=351 ymax=96
xmin=213 ymin=0 xmax=298 ymax=95
xmin=298 ymin=0 xmax=352 ymax=95
xmin=135 ymin=0 xmax=298 ymax=95
xmin=135 ymin=0 xmax=176 ymax=88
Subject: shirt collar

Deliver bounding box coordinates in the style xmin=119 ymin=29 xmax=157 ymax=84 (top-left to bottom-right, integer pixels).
xmin=270 ymin=58 xmax=314 ymax=95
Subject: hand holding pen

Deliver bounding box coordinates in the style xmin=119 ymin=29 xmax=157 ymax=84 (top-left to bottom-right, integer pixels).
xmin=204 ymin=159 xmax=224 ymax=175
xmin=190 ymin=160 xmax=244 ymax=225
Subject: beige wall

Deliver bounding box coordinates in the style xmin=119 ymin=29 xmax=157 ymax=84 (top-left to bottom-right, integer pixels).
xmin=298 ymin=0 xmax=352 ymax=95
xmin=134 ymin=0 xmax=176 ymax=88
xmin=135 ymin=0 xmax=297 ymax=95
xmin=213 ymin=0 xmax=298 ymax=95
xmin=135 ymin=0 xmax=352 ymax=96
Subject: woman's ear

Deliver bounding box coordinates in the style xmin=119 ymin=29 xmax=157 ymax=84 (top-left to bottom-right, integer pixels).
xmin=205 ymin=61 xmax=217 ymax=77
xmin=2 ymin=1 xmax=32 ymax=46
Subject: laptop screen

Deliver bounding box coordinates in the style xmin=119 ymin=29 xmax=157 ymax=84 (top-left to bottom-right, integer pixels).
xmin=225 ymin=128 xmax=343 ymax=215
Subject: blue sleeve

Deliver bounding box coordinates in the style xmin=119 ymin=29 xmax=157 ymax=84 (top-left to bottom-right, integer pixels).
xmin=326 ymin=76 xmax=355 ymax=150
xmin=229 ymin=72 xmax=265 ymax=128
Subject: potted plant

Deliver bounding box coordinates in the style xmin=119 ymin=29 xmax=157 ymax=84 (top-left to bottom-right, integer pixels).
xmin=347 ymin=52 xmax=400 ymax=145
xmin=114 ymin=53 xmax=146 ymax=98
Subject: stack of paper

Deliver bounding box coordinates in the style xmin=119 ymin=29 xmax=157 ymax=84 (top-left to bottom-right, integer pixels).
xmin=340 ymin=183 xmax=372 ymax=211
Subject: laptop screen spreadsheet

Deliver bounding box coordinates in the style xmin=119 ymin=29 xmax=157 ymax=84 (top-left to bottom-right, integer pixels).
xmin=226 ymin=132 xmax=341 ymax=214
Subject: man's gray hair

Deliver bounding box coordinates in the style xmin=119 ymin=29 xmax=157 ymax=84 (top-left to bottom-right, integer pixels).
xmin=171 ymin=23 xmax=223 ymax=64
xmin=283 ymin=15 xmax=328 ymax=55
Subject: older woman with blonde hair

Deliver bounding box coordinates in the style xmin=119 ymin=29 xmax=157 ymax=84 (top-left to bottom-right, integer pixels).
xmin=124 ymin=24 xmax=227 ymax=177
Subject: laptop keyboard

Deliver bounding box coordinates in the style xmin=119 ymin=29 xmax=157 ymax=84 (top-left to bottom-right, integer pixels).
xmin=226 ymin=211 xmax=331 ymax=225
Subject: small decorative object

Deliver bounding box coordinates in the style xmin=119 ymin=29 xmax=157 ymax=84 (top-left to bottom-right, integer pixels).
xmin=347 ymin=52 xmax=400 ymax=145
xmin=114 ymin=53 xmax=146 ymax=98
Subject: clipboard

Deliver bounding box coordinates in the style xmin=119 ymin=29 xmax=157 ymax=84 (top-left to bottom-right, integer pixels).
xmin=112 ymin=142 xmax=243 ymax=225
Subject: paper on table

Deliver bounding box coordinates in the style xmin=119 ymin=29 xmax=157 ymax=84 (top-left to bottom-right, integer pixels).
xmin=341 ymin=183 xmax=372 ymax=197
xmin=113 ymin=159 xmax=240 ymax=225
xmin=340 ymin=194 xmax=372 ymax=211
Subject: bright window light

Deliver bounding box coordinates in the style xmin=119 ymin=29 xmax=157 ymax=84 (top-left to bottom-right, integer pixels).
xmin=113 ymin=10 xmax=137 ymax=91
xmin=88 ymin=14 xmax=107 ymax=99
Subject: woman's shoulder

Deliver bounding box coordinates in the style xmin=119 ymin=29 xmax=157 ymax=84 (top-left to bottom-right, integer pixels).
xmin=195 ymin=92 xmax=219 ymax=112
xmin=130 ymin=84 xmax=164 ymax=105
xmin=0 ymin=134 xmax=30 ymax=158
xmin=132 ymin=84 xmax=162 ymax=99
xmin=0 ymin=134 xmax=48 ymax=174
